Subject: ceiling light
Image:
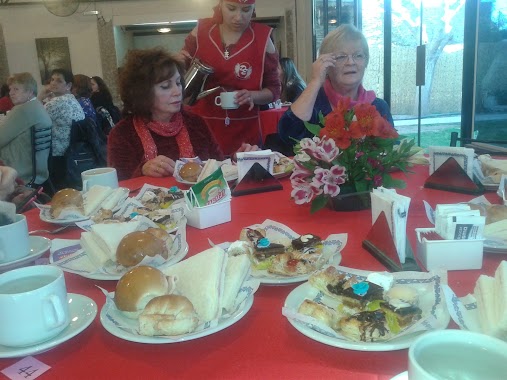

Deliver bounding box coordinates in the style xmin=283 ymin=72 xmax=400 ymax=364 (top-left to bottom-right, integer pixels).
xmin=329 ymin=19 xmax=337 ymax=24
xmin=157 ymin=28 xmax=171 ymax=33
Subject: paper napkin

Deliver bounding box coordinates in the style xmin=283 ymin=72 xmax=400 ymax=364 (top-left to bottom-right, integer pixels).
xmin=371 ymin=187 xmax=411 ymax=263
xmin=429 ymin=146 xmax=475 ymax=179
xmin=236 ymin=149 xmax=276 ymax=182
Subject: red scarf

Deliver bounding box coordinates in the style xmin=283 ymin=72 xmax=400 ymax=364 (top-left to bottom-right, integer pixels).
xmin=323 ymin=78 xmax=376 ymax=108
xmin=133 ymin=113 xmax=195 ymax=161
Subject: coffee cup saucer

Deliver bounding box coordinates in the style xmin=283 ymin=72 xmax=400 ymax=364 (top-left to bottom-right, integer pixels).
xmin=0 ymin=293 xmax=97 ymax=358
xmin=0 ymin=236 xmax=51 ymax=273
xmin=390 ymin=371 xmax=408 ymax=380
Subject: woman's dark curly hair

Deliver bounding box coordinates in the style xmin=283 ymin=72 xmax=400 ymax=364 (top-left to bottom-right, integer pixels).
xmin=91 ymin=76 xmax=114 ymax=104
xmin=73 ymin=74 xmax=92 ymax=98
xmin=119 ymin=48 xmax=185 ymax=119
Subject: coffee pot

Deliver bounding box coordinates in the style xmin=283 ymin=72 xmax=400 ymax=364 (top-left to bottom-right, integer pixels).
xmin=184 ymin=59 xmax=221 ymax=106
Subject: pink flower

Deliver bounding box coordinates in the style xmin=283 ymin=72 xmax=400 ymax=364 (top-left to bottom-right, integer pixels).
xmin=373 ymin=175 xmax=383 ymax=187
xmin=312 ymin=165 xmax=347 ymax=197
xmin=290 ymin=182 xmax=321 ymax=204
xmin=312 ymin=136 xmax=340 ymax=163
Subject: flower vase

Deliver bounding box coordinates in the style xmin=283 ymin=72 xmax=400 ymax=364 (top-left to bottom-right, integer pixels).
xmin=328 ymin=188 xmax=371 ymax=212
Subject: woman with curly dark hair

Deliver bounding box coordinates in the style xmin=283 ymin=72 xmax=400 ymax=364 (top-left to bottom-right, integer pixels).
xmin=107 ymin=47 xmax=257 ymax=180
xmin=72 ymin=74 xmax=97 ymax=123
xmin=90 ymin=76 xmax=120 ymax=123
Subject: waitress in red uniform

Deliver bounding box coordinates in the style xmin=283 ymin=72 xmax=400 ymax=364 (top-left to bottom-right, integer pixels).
xmin=181 ymin=0 xmax=281 ymax=156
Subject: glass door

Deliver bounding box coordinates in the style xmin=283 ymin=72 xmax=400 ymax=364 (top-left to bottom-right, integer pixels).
xmin=362 ymin=0 xmax=466 ymax=148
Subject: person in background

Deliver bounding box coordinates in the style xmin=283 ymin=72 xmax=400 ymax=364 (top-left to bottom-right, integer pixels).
xmin=108 ymin=48 xmax=258 ymax=180
xmin=279 ymin=57 xmax=306 ymax=103
xmin=38 ymin=69 xmax=85 ymax=189
xmin=181 ymin=0 xmax=281 ymax=155
xmin=0 ymin=73 xmax=52 ymax=185
xmin=0 ymin=83 xmax=14 ymax=113
xmin=90 ymin=75 xmax=121 ymax=124
xmin=72 ymin=74 xmax=97 ymax=124
xmin=278 ymin=24 xmax=393 ymax=150
xmin=0 ymin=166 xmax=17 ymax=201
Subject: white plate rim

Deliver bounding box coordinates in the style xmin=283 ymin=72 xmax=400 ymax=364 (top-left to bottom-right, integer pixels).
xmin=256 ymin=252 xmax=342 ymax=285
xmin=284 ymin=282 xmax=450 ymax=352
xmin=99 ymin=294 xmax=254 ymax=344
xmin=0 ymin=236 xmax=51 ymax=271
xmin=51 ymin=243 xmax=189 ymax=281
xmin=0 ymin=293 xmax=97 ymax=358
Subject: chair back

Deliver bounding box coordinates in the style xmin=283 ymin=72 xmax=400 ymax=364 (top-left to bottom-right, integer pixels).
xmin=28 ymin=126 xmax=52 ymax=187
xmin=450 ymin=131 xmax=507 ymax=155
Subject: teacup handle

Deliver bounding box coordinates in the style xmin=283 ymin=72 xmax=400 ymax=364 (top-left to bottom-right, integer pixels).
xmin=215 ymin=96 xmax=222 ymax=106
xmin=45 ymin=295 xmax=68 ymax=329
xmin=82 ymin=179 xmax=90 ymax=192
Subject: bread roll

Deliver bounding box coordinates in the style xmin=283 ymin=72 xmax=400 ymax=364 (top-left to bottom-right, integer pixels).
xmin=114 ymin=266 xmax=171 ymax=319
xmin=116 ymin=231 xmax=168 ymax=267
xmin=50 ymin=188 xmax=84 ymax=218
xmin=179 ymin=162 xmax=202 ymax=182
xmin=139 ymin=295 xmax=199 ymax=336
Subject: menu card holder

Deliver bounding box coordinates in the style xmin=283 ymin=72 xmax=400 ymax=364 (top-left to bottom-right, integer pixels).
xmin=424 ymin=157 xmax=485 ymax=195
xmin=231 ymin=162 xmax=283 ymax=197
xmin=362 ymin=211 xmax=421 ymax=272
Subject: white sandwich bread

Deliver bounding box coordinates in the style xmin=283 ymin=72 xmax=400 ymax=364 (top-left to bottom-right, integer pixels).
xmin=139 ymin=295 xmax=199 ymax=336
xmin=83 ymin=185 xmax=114 ymax=215
xmin=114 ymin=266 xmax=175 ymax=319
xmin=101 ymin=187 xmax=129 ymax=211
xmin=162 ymin=246 xmax=228 ymax=322
xmin=474 ymin=260 xmax=507 ymax=340
xmin=197 ymin=159 xmax=219 ymax=182
xmin=80 ymin=221 xmax=141 ymax=267
xmin=222 ymin=254 xmax=250 ymax=313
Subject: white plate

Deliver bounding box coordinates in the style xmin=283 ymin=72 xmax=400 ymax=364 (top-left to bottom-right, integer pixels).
xmin=0 ymin=236 xmax=51 ymax=273
xmin=100 ymin=294 xmax=253 ymax=343
xmin=391 ymin=371 xmax=408 ymax=380
xmin=483 ymin=237 xmax=507 ymax=254
xmin=0 ymin=293 xmax=97 ymax=358
xmin=258 ymin=253 xmax=342 ymax=285
xmin=284 ymin=282 xmax=450 ymax=351
xmin=40 ymin=213 xmax=88 ymax=225
xmin=50 ymin=242 xmax=189 ymax=281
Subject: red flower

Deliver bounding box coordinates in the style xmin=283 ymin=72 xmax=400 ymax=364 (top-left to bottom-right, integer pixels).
xmin=351 ymin=103 xmax=380 ymax=136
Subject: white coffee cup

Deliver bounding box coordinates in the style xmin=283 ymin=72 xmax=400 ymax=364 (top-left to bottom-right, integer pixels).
xmin=215 ymin=91 xmax=239 ymax=109
xmin=408 ymin=330 xmax=507 ymax=380
xmin=0 ymin=214 xmax=30 ymax=264
xmin=0 ymin=265 xmax=70 ymax=347
xmin=81 ymin=167 xmax=118 ymax=192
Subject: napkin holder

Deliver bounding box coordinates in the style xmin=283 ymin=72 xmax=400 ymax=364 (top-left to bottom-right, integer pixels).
xmin=362 ymin=211 xmax=421 ymax=272
xmin=424 ymin=157 xmax=485 ymax=195
xmin=185 ymin=188 xmax=232 ymax=229
xmin=231 ymin=162 xmax=282 ymax=197
xmin=416 ymin=228 xmax=483 ymax=271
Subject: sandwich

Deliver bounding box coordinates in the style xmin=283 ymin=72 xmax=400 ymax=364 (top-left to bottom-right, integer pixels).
xmin=83 ymin=185 xmax=114 ymax=216
xmin=474 ymin=260 xmax=507 ymax=340
xmin=197 ymin=159 xmax=219 ymax=182
xmin=50 ymin=188 xmax=84 ymax=218
xmin=139 ymin=294 xmax=199 ymax=336
xmin=161 ymin=246 xmax=228 ymax=322
xmin=80 ymin=220 xmax=141 ymax=267
xmin=222 ymin=254 xmax=251 ymax=313
xmin=114 ymin=266 xmax=175 ymax=319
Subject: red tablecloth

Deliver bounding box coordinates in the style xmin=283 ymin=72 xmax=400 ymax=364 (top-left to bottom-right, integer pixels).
xmin=1 ymin=165 xmax=504 ymax=380
xmin=259 ymin=107 xmax=288 ymax=142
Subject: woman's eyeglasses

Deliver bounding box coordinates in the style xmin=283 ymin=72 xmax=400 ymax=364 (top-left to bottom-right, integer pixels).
xmin=334 ymin=53 xmax=366 ymax=64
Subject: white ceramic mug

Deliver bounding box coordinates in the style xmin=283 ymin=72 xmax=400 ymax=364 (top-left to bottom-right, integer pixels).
xmin=408 ymin=330 xmax=507 ymax=380
xmin=214 ymin=91 xmax=238 ymax=109
xmin=81 ymin=167 xmax=118 ymax=192
xmin=0 ymin=214 xmax=30 ymax=264
xmin=0 ymin=265 xmax=70 ymax=347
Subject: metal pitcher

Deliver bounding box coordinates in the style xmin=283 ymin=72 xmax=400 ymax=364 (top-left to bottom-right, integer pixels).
xmin=183 ymin=59 xmax=221 ymax=105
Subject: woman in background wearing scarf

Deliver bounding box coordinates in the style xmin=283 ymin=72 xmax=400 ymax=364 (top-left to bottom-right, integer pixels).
xmin=107 ymin=48 xmax=257 ymax=180
xmin=278 ymin=24 xmax=394 ymax=150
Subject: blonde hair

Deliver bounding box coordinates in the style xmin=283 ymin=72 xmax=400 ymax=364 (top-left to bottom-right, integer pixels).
xmin=319 ymin=24 xmax=369 ymax=66
xmin=7 ymin=72 xmax=37 ymax=95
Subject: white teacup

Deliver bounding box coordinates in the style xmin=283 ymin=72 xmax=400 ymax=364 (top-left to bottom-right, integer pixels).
xmin=408 ymin=330 xmax=507 ymax=380
xmin=0 ymin=265 xmax=70 ymax=347
xmin=0 ymin=214 xmax=30 ymax=264
xmin=215 ymin=91 xmax=239 ymax=109
xmin=81 ymin=167 xmax=118 ymax=192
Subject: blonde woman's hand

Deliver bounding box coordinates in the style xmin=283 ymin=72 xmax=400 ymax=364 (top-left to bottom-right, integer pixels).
xmin=311 ymin=53 xmax=336 ymax=86
xmin=142 ymin=155 xmax=175 ymax=177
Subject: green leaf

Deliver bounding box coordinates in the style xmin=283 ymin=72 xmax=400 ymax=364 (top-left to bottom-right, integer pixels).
xmin=382 ymin=175 xmax=407 ymax=189
xmin=310 ymin=194 xmax=328 ymax=213
xmin=304 ymin=121 xmax=322 ymax=137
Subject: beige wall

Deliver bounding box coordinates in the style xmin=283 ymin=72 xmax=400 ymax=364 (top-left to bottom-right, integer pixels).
xmin=0 ymin=0 xmax=311 ymax=86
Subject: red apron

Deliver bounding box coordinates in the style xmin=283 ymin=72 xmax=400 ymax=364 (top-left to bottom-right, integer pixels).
xmin=190 ymin=18 xmax=272 ymax=155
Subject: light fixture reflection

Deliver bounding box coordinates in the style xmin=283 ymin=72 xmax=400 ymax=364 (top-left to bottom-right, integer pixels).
xmin=157 ymin=28 xmax=171 ymax=33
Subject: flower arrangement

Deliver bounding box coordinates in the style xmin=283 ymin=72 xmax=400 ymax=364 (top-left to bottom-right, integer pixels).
xmin=290 ymin=97 xmax=417 ymax=213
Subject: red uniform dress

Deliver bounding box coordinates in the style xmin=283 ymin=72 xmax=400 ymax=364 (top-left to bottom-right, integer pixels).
xmin=189 ymin=18 xmax=273 ymax=155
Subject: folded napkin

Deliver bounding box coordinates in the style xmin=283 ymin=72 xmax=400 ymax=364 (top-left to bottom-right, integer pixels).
xmin=371 ymin=187 xmax=411 ymax=263
xmin=429 ymin=146 xmax=475 ymax=179
xmin=236 ymin=149 xmax=276 ymax=182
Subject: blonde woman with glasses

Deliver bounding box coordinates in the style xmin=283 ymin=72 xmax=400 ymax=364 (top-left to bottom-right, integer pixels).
xmin=278 ymin=24 xmax=394 ymax=150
